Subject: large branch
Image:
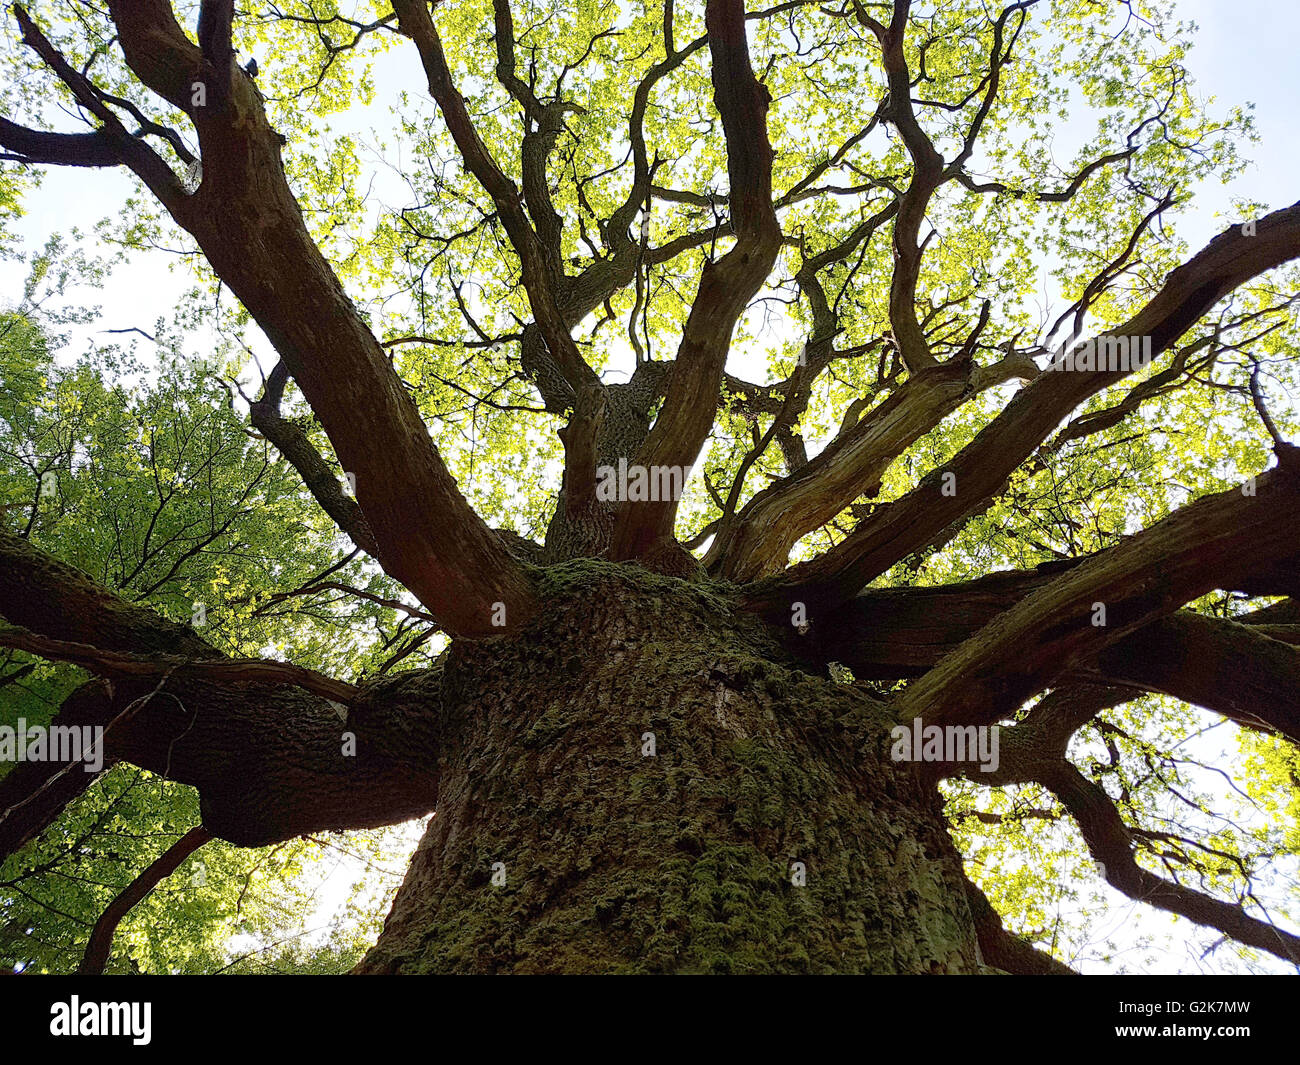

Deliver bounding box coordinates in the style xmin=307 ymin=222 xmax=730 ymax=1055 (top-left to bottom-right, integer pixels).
xmin=0 ymin=528 xmax=216 ymax=659
xmin=872 ymin=0 xmax=943 ymax=373
xmin=0 ymin=117 xmax=118 ymax=167
xmin=248 ymin=362 xmax=380 ymax=557
xmin=890 ymin=461 xmax=1300 ymax=732
xmin=0 ymin=533 xmax=439 ymax=855
xmin=250 ymin=363 xmax=543 ymax=564
xmin=0 ymin=626 xmax=359 ymax=706
xmin=608 ymin=0 xmax=783 ymax=561
xmin=195 ymin=0 xmax=235 ymax=111
xmin=1085 ymin=612 xmax=1300 ymax=744
xmin=805 ymin=555 xmax=1300 ymax=742
xmin=805 ymin=562 xmax=1070 ymax=676
xmin=956 ymin=677 xmax=1300 ymax=964
xmin=748 ymin=200 xmax=1300 ymax=618
xmin=964 ymin=876 xmax=1077 ymax=975
xmin=711 ymin=348 xmax=1037 ymax=581
xmin=969 ymin=705 xmax=1300 ymax=964
xmin=0 ymin=681 xmax=118 ymax=862
xmin=104 ymin=666 xmax=439 ymax=847
xmin=0 ymin=528 xmax=213 ymax=858
xmin=11 ymin=0 xmax=539 ymax=637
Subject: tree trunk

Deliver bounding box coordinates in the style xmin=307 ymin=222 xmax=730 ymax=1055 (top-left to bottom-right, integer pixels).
xmin=355 ymin=562 xmax=983 ymax=974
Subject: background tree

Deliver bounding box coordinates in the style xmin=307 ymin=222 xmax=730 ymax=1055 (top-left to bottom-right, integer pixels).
xmin=1 ymin=0 xmax=1298 ymax=973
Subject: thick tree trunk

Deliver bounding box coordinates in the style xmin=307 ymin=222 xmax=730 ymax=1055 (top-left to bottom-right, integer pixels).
xmin=355 ymin=562 xmax=983 ymax=974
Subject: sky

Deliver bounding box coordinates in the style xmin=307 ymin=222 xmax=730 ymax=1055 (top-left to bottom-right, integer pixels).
xmin=2 ymin=0 xmax=1298 ymax=974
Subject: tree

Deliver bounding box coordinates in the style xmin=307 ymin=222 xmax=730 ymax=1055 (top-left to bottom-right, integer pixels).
xmin=1 ymin=0 xmax=1298 ymax=974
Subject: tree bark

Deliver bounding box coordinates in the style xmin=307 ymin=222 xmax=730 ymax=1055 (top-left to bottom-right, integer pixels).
xmin=355 ymin=562 xmax=987 ymax=974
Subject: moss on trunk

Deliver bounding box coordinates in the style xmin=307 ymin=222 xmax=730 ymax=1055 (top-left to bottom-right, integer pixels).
xmin=356 ymin=561 xmax=982 ymax=974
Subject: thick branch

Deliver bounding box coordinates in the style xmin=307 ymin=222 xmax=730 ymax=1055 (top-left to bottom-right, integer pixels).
xmin=875 ymin=0 xmax=942 ymax=372
xmin=965 ymin=877 xmax=1077 ymax=975
xmin=92 ymin=0 xmax=537 ymax=636
xmin=195 ymin=0 xmax=235 ymax=111
xmin=891 ymin=464 xmax=1300 ymax=732
xmin=559 ymin=383 xmax=609 ymax=516
xmin=0 ymin=681 xmax=118 ymax=861
xmin=1040 ymin=759 xmax=1300 ymax=964
xmin=0 ymin=625 xmax=360 ymax=707
xmin=750 ymin=200 xmax=1300 ymax=617
xmin=1086 ymin=612 xmax=1300 ymax=744
xmin=0 ymin=118 xmax=118 ymax=167
xmin=0 ymin=528 xmax=215 ymax=658
xmin=608 ymin=0 xmax=783 ymax=561
xmin=0 ymin=535 xmax=439 ymax=854
xmin=807 ymin=557 xmax=1300 ymax=751
xmin=712 ymin=349 xmax=1036 ymax=581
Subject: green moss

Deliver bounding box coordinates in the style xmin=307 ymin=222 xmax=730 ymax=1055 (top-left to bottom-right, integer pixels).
xmin=357 ymin=563 xmax=981 ymax=974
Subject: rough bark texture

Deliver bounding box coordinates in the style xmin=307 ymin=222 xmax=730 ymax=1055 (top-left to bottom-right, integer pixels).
xmin=355 ymin=562 xmax=983 ymax=974
xmin=0 ymin=529 xmax=438 ymax=852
